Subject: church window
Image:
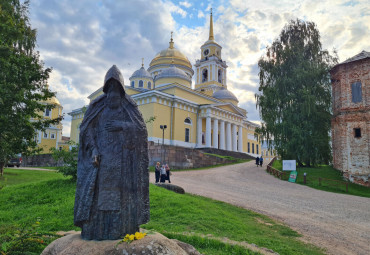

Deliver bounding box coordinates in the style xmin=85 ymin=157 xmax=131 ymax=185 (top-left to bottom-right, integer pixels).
xmin=256 ymin=144 xmax=259 ymax=155
xmin=354 ymin=128 xmax=361 ymax=138
xmin=202 ymin=69 xmax=208 ymax=82
xmin=218 ymin=69 xmax=222 ymax=83
xmin=252 ymin=143 xmax=255 ymax=154
xmin=184 ymin=118 xmax=192 ymax=124
xmin=43 ymin=132 xmax=48 ymax=138
xmin=45 ymin=108 xmax=50 ymax=117
xmin=139 ymin=80 xmax=143 ymax=88
xmin=148 ymin=82 xmax=151 ymax=89
xmin=51 ymin=133 xmax=55 ymax=139
xmin=248 ymin=142 xmax=250 ymax=153
xmin=351 ymin=81 xmax=362 ymax=103
xmin=131 ymin=81 xmax=134 ymax=87
xmin=185 ymin=128 xmax=190 ymax=142
xmin=202 ymin=133 xmax=205 ymax=144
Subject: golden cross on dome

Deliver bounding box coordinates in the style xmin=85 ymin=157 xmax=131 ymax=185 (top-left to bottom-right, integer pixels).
xmin=141 ymin=58 xmax=144 ymax=67
xmin=169 ymin=31 xmax=174 ymax=48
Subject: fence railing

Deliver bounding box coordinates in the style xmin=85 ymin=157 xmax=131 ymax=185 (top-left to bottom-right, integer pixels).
xmin=266 ymin=157 xmax=286 ymax=180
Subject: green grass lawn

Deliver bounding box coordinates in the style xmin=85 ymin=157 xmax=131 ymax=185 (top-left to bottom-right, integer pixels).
xmin=0 ymin=168 xmax=66 ymax=187
xmin=0 ymin=169 xmax=324 ymax=255
xmin=271 ymin=160 xmax=370 ymax=198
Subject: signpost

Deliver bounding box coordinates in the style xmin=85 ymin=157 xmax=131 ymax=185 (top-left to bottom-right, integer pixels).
xmin=283 ymin=160 xmax=297 ymax=183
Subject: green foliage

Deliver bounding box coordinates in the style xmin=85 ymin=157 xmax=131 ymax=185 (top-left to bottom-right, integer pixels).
xmin=50 ymin=142 xmax=78 ymax=181
xmin=0 ymin=0 xmax=62 ymax=175
xmin=0 ymin=220 xmax=57 ymax=255
xmin=256 ymin=19 xmax=338 ymax=167
xmin=0 ymin=171 xmax=324 ymax=255
xmin=145 ymin=116 xmax=156 ymax=124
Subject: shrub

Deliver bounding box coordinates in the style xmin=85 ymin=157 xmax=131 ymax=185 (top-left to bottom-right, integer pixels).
xmin=50 ymin=142 xmax=78 ymax=181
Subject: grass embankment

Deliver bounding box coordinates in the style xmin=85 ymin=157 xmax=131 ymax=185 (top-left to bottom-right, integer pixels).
xmin=0 ymin=169 xmax=324 ymax=255
xmin=0 ymin=168 xmax=64 ymax=187
xmin=271 ymin=160 xmax=370 ymax=198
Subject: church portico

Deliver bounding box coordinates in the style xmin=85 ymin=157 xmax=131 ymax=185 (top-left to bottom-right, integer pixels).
xmin=196 ymin=107 xmax=245 ymax=153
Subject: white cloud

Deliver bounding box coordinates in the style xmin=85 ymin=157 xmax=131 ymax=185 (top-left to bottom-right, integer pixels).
xmin=28 ymin=0 xmax=369 ymax=134
xmin=179 ymin=1 xmax=192 ymax=8
xmin=198 ymin=10 xmax=205 ymax=18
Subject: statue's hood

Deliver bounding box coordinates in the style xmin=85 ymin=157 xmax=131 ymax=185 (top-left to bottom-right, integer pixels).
xmin=103 ymin=65 xmax=125 ymax=94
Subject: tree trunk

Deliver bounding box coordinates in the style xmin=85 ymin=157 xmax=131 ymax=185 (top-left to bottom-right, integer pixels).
xmin=0 ymin=162 xmax=4 ymax=176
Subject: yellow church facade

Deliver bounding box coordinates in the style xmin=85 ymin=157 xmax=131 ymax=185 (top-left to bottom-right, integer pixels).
xmin=69 ymin=12 xmax=260 ymax=157
xmin=33 ymin=95 xmax=70 ymax=153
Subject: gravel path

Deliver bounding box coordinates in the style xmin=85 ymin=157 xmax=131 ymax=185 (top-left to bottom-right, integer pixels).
xmin=151 ymin=161 xmax=370 ymax=255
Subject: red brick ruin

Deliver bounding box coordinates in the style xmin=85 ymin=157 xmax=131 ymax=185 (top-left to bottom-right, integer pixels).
xmin=330 ymin=51 xmax=369 ymax=187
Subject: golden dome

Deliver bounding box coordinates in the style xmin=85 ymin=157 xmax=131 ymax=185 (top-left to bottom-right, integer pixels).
xmin=44 ymin=96 xmax=61 ymax=106
xmin=149 ymin=37 xmax=192 ymax=70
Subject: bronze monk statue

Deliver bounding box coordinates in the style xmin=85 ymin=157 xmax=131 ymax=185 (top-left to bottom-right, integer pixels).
xmin=74 ymin=65 xmax=149 ymax=240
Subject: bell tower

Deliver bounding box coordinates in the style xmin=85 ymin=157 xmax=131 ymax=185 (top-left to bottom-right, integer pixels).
xmin=194 ymin=8 xmax=228 ymax=96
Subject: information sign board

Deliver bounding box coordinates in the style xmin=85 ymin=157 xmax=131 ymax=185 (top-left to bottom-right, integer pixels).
xmin=283 ymin=160 xmax=296 ymax=171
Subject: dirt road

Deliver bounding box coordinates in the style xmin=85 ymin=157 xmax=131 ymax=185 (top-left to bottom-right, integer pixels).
xmin=151 ymin=161 xmax=370 ymax=255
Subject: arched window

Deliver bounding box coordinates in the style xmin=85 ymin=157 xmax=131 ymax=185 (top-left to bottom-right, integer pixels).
xmin=184 ymin=118 xmax=192 ymax=124
xmin=202 ymin=69 xmax=208 ymax=83
xmin=139 ymin=80 xmax=143 ymax=88
xmin=131 ymin=81 xmax=134 ymax=87
xmin=148 ymin=81 xmax=151 ymax=89
xmin=218 ymin=69 xmax=222 ymax=83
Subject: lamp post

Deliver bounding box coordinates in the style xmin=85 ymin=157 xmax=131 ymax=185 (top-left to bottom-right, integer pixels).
xmin=160 ymin=125 xmax=167 ymax=163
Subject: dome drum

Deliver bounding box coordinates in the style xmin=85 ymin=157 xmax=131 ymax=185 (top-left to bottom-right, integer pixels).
xmin=130 ymin=67 xmax=152 ymax=79
xmin=212 ymin=88 xmax=239 ymax=102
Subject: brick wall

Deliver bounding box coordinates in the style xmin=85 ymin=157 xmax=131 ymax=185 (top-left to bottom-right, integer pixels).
xmin=23 ymin=142 xmax=243 ymax=169
xmin=22 ymin=154 xmax=60 ymax=167
xmin=331 ymin=56 xmax=370 ymax=187
xmin=148 ymin=142 xmax=241 ymax=169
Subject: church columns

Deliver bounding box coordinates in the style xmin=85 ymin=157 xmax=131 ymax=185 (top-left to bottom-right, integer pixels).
xmin=220 ymin=120 xmax=225 ymax=150
xmin=206 ymin=116 xmax=212 ymax=147
xmin=226 ymin=122 xmax=232 ymax=150
xmin=238 ymin=125 xmax=243 ymax=152
xmin=232 ymin=124 xmax=237 ymax=152
xmin=198 ymin=112 xmax=242 ymax=153
xmin=213 ymin=119 xmax=219 ymax=148
xmin=197 ymin=116 xmax=202 ymax=147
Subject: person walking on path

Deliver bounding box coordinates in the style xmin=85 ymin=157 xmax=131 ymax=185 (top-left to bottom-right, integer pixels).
xmin=259 ymin=156 xmax=263 ymax=167
xmin=160 ymin=164 xmax=167 ymax=183
xmin=256 ymin=156 xmax=260 ymax=167
xmin=155 ymin=162 xmax=161 ymax=183
xmin=165 ymin=163 xmax=171 ymax=183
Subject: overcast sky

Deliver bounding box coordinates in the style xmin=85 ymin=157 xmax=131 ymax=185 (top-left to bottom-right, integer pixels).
xmin=28 ymin=0 xmax=369 ymax=137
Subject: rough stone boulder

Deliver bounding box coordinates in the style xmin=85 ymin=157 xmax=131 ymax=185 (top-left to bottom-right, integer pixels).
xmin=155 ymin=183 xmax=185 ymax=194
xmin=42 ymin=231 xmax=201 ymax=255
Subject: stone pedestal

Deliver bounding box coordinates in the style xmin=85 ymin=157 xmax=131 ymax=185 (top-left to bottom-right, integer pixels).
xmin=42 ymin=231 xmax=200 ymax=255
